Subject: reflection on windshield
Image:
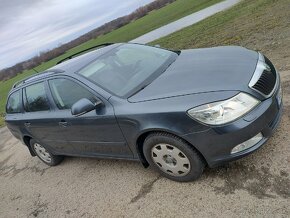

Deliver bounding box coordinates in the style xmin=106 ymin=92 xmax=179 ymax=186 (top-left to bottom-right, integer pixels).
xmin=78 ymin=44 xmax=176 ymax=97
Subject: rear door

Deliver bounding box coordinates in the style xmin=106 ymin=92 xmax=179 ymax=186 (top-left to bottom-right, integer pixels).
xmin=21 ymin=81 xmax=72 ymax=153
xmin=47 ymin=77 xmax=132 ymax=158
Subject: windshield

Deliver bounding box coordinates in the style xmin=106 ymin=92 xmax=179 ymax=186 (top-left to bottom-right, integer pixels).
xmin=77 ymin=44 xmax=177 ymax=97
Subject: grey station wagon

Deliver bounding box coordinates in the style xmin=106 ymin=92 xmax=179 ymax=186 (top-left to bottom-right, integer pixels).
xmin=5 ymin=43 xmax=282 ymax=182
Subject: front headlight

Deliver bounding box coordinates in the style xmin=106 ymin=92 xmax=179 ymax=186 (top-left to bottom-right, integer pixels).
xmin=187 ymin=93 xmax=260 ymax=125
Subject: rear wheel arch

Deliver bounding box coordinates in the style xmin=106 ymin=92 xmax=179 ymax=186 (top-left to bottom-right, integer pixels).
xmin=23 ymin=135 xmax=36 ymax=156
xmin=136 ymin=130 xmax=208 ymax=167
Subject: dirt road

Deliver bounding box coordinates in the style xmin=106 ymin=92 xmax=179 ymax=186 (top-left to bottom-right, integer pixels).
xmin=0 ymin=71 xmax=289 ymax=217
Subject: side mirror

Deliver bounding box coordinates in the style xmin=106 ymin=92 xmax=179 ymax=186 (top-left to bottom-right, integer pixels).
xmin=71 ymin=98 xmax=101 ymax=116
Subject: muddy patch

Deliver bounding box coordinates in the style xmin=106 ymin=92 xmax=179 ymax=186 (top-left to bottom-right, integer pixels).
xmin=0 ymin=157 xmax=49 ymax=177
xmin=11 ymin=195 xmax=22 ymax=201
xmin=205 ymin=163 xmax=290 ymax=199
xmin=28 ymin=194 xmax=48 ymax=217
xmin=130 ymin=177 xmax=160 ymax=203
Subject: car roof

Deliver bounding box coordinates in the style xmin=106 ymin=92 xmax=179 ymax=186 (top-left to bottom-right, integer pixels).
xmin=10 ymin=43 xmax=121 ymax=93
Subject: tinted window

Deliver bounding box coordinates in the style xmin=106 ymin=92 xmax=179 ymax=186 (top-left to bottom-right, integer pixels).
xmin=78 ymin=44 xmax=177 ymax=97
xmin=24 ymin=82 xmax=50 ymax=112
xmin=49 ymin=78 xmax=96 ymax=110
xmin=6 ymin=90 xmax=21 ymax=114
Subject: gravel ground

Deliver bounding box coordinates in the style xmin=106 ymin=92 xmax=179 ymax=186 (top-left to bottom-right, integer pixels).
xmin=0 ymin=71 xmax=289 ymax=217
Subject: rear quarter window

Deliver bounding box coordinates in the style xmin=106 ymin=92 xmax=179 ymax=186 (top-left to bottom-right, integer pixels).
xmin=6 ymin=90 xmax=21 ymax=114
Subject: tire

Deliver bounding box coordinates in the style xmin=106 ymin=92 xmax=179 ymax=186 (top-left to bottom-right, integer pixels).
xmin=30 ymin=139 xmax=64 ymax=166
xmin=143 ymin=132 xmax=205 ymax=182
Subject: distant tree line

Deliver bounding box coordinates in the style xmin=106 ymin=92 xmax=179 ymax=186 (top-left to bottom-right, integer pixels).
xmin=0 ymin=0 xmax=176 ymax=81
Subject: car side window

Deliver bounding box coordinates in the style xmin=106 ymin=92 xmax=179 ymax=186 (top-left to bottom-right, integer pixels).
xmin=23 ymin=82 xmax=50 ymax=112
xmin=6 ymin=90 xmax=21 ymax=114
xmin=48 ymin=78 xmax=96 ymax=110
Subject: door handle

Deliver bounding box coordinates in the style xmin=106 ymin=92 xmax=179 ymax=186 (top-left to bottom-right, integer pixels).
xmin=59 ymin=120 xmax=68 ymax=127
xmin=24 ymin=122 xmax=31 ymax=127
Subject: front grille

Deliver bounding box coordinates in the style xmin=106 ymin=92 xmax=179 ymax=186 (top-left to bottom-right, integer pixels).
xmin=250 ymin=55 xmax=277 ymax=96
xmin=252 ymin=70 xmax=276 ymax=95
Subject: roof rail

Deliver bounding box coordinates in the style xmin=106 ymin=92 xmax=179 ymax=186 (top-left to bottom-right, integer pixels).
xmin=12 ymin=69 xmax=64 ymax=89
xmin=56 ymin=43 xmax=114 ymax=65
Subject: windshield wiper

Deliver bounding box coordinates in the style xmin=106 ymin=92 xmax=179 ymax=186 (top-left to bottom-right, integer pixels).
xmin=128 ymin=83 xmax=150 ymax=98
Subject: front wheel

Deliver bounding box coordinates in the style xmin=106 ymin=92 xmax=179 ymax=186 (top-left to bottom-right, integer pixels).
xmin=143 ymin=133 xmax=205 ymax=182
xmin=30 ymin=139 xmax=64 ymax=166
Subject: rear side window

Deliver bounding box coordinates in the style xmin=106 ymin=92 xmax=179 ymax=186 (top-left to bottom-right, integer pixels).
xmin=6 ymin=90 xmax=21 ymax=114
xmin=48 ymin=78 xmax=96 ymax=110
xmin=23 ymin=82 xmax=50 ymax=112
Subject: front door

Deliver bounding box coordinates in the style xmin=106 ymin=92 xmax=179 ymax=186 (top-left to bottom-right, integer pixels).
xmin=47 ymin=77 xmax=133 ymax=158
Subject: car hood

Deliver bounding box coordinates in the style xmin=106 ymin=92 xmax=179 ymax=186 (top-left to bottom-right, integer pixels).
xmin=128 ymin=46 xmax=258 ymax=103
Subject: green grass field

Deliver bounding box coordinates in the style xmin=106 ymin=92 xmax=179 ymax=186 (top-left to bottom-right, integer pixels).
xmin=151 ymin=0 xmax=289 ymax=51
xmin=0 ymin=0 xmax=222 ymax=126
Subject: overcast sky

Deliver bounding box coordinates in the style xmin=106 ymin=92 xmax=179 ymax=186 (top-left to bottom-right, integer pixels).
xmin=0 ymin=0 xmax=154 ymax=69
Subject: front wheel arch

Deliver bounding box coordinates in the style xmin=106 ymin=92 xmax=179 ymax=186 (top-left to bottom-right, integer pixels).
xmin=136 ymin=130 xmax=208 ymax=168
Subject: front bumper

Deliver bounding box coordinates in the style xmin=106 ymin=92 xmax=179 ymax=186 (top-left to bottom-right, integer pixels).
xmin=182 ymin=80 xmax=283 ymax=167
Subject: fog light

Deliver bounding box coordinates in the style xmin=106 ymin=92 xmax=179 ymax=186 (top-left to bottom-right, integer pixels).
xmin=231 ymin=133 xmax=263 ymax=154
